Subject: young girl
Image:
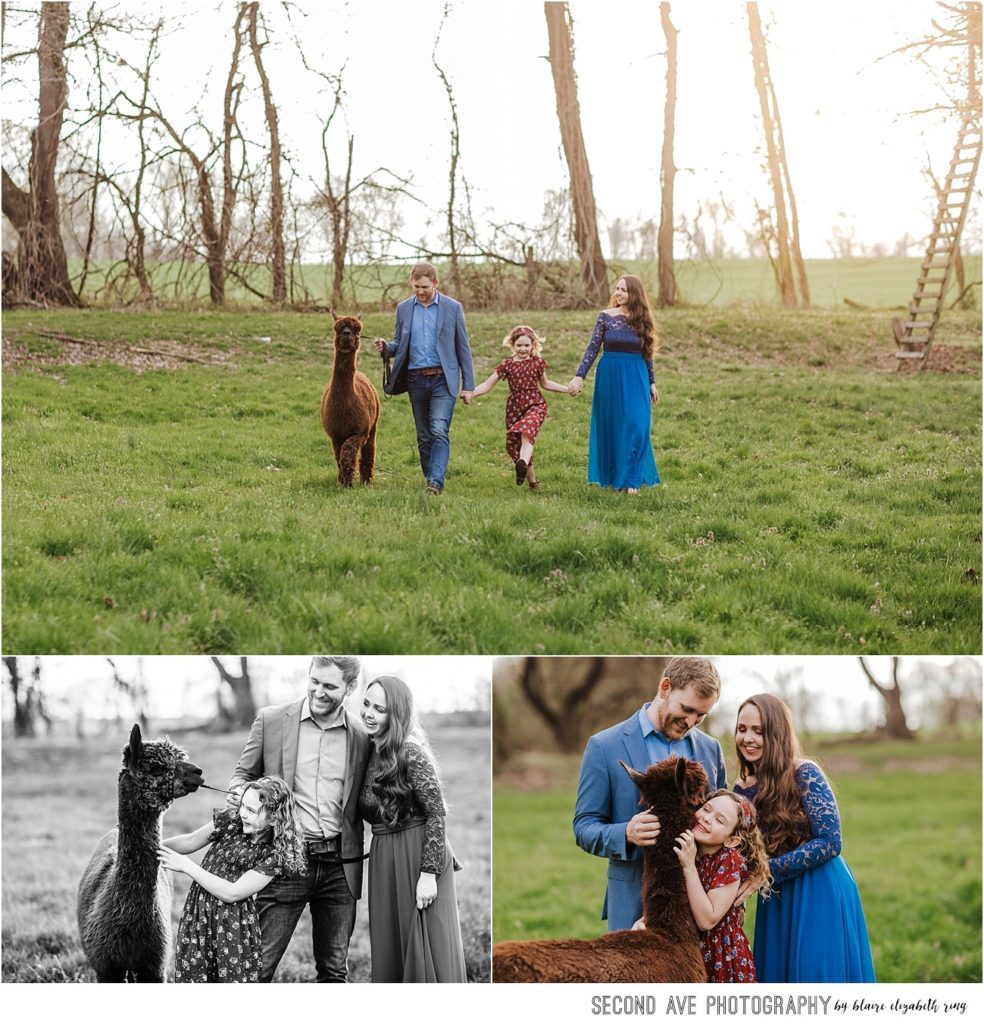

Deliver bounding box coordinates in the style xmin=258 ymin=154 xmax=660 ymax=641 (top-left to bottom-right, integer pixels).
xmin=463 ymin=325 xmax=569 ymax=489
xmin=158 ymin=775 xmax=306 ymax=982
xmin=673 ymin=790 xmax=771 ymax=983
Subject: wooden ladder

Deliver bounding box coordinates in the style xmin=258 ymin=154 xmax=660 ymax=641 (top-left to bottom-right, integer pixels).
xmin=894 ymin=108 xmax=982 ymax=369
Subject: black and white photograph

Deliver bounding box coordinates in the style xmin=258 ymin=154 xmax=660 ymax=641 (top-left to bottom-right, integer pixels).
xmin=1 ymin=655 xmax=491 ymax=984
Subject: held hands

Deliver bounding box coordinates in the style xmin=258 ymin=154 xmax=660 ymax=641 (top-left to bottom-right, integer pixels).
xmin=567 ymin=376 xmax=584 ymax=396
xmin=460 ymin=390 xmax=473 ymax=405
xmin=673 ymin=829 xmax=697 ymax=869
xmin=625 ymin=808 xmax=661 ymax=847
xmin=158 ymin=846 xmax=191 ymax=875
xmin=416 ymin=872 xmax=438 ymax=910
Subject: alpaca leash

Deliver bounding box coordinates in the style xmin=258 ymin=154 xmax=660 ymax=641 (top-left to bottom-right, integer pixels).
xmin=197 ymin=783 xmax=369 ymax=862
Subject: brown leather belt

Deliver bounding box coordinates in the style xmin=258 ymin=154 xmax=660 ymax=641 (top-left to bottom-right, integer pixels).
xmin=410 ymin=366 xmax=444 ymax=377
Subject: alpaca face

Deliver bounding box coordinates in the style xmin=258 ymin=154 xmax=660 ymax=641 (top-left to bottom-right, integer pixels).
xmin=625 ymin=756 xmax=708 ymax=826
xmin=333 ymin=316 xmax=363 ymax=355
xmin=121 ymin=725 xmax=203 ymax=811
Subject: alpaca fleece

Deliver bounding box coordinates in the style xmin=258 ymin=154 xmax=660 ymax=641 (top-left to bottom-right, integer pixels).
xmin=493 ymin=756 xmax=709 ymax=983
xmin=77 ymin=724 xmax=203 ymax=982
xmin=320 ymin=315 xmax=380 ymax=486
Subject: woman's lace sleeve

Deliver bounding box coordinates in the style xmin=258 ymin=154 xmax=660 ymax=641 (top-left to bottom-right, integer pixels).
xmin=406 ymin=744 xmax=448 ymax=875
xmin=575 ymin=315 xmax=606 ymax=379
xmin=646 ymin=357 xmax=655 ymax=386
xmin=768 ymin=763 xmax=843 ymax=884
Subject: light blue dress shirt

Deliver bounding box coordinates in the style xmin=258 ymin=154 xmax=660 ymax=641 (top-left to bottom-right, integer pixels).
xmin=408 ymin=291 xmax=441 ymax=369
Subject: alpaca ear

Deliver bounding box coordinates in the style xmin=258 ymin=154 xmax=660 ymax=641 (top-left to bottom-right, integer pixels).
xmin=329 ymin=307 xmax=339 ymax=322
xmin=675 ymin=755 xmax=689 ymax=797
xmin=125 ymin=723 xmax=142 ymax=770
xmin=620 ymin=760 xmax=646 ymax=786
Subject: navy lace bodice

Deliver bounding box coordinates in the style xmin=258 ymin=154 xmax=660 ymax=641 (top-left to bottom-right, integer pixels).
xmin=575 ymin=312 xmax=656 ymax=385
xmin=358 ymin=741 xmax=448 ymax=874
xmin=734 ymin=762 xmax=843 ymax=885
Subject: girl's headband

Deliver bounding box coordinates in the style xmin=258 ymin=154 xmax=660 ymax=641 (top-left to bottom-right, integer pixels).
xmin=510 ymin=326 xmax=536 ymax=342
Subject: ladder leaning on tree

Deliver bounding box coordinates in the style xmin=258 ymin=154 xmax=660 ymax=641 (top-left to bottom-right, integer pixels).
xmin=893 ymin=107 xmax=982 ymax=370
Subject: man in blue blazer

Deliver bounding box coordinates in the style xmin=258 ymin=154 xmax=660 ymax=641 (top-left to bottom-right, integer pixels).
xmin=373 ymin=263 xmax=474 ymax=494
xmin=573 ymin=656 xmax=727 ymax=931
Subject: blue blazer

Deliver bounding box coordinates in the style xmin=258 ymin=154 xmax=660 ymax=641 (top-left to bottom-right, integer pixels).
xmin=382 ymin=292 xmax=475 ymax=398
xmin=572 ymin=710 xmax=727 ymax=931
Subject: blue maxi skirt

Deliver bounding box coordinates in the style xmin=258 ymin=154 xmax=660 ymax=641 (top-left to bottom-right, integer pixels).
xmin=753 ymin=855 xmax=876 ymax=982
xmin=587 ymin=351 xmax=660 ymax=489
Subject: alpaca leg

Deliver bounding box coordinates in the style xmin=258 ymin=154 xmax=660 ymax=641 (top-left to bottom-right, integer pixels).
xmin=337 ymin=437 xmax=361 ymax=487
xmin=360 ymin=426 xmax=376 ymax=485
xmin=94 ymin=965 xmax=127 ymax=983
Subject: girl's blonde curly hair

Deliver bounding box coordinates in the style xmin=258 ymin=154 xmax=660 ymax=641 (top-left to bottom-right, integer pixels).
xmin=503 ymin=324 xmax=544 ymax=355
xmin=241 ymin=776 xmax=308 ymax=877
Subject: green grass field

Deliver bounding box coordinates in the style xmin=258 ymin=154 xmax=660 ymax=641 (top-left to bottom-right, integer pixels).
xmin=0 ymin=719 xmax=490 ymax=983
xmin=2 ymin=300 xmax=980 ymax=654
xmin=492 ymin=737 xmax=982 ymax=983
xmin=68 ymin=255 xmax=982 ymax=311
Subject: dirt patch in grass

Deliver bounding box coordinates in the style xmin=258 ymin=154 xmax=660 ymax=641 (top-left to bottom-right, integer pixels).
xmin=2 ymin=331 xmax=235 ymax=373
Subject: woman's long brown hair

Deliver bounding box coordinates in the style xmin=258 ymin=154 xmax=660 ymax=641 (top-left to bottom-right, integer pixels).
xmin=614 ymin=274 xmax=659 ymax=361
xmin=735 ymin=694 xmax=813 ymax=856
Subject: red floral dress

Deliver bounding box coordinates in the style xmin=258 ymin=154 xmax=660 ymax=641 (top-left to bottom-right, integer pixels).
xmin=495 ymin=355 xmax=549 ymax=464
xmin=696 ymin=847 xmax=757 ymax=983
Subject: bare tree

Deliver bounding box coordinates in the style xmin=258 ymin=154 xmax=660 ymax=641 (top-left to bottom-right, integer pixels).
xmin=514 ymin=656 xmax=671 ymax=752
xmin=432 ymin=3 xmax=462 ymax=294
xmin=106 ymin=657 xmax=149 ymax=732
xmin=1 ymin=2 xmax=80 ymax=306
xmin=544 ymin=2 xmax=608 ymax=305
xmin=2 ymin=656 xmax=48 ymax=737
xmin=858 ymin=657 xmax=916 ymax=740
xmin=657 ymin=2 xmax=678 ymax=307
xmin=245 ymin=2 xmax=285 ymax=306
xmin=211 ymin=656 xmax=257 ymax=729
xmin=746 ymin=2 xmax=809 ymax=308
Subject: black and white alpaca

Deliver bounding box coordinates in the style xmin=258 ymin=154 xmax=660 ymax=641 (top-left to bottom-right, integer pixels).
xmin=493 ymin=756 xmax=709 ymax=983
xmin=77 ymin=724 xmax=203 ymax=982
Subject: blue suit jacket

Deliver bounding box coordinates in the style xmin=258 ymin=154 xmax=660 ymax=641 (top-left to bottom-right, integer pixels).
xmin=382 ymin=292 xmax=475 ymax=398
xmin=572 ymin=710 xmax=727 ymax=931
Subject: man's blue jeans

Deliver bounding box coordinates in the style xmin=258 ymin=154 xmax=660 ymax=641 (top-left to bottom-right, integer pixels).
xmin=256 ymin=855 xmax=357 ymax=982
xmin=406 ymin=371 xmax=456 ymax=490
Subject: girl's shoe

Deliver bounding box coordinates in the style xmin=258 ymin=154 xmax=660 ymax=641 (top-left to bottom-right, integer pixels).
xmin=515 ymin=459 xmax=528 ymax=484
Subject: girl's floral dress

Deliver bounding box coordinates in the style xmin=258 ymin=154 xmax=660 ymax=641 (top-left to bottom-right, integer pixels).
xmin=174 ymin=808 xmax=278 ymax=982
xmin=495 ymin=354 xmax=550 ymax=464
xmin=696 ymin=847 xmax=756 ymax=983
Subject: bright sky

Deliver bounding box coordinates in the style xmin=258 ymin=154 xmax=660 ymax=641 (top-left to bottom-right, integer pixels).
xmin=3 ymin=0 xmax=977 ymax=259
xmin=3 ymin=655 xmax=491 ymax=718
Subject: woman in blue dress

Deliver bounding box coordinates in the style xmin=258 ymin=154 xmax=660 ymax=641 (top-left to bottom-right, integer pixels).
xmin=733 ymin=693 xmax=876 ymax=982
xmin=568 ymin=275 xmax=660 ymax=492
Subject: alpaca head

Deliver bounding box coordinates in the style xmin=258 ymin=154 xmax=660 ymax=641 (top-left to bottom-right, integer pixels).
xmin=119 ymin=724 xmax=203 ymax=813
xmin=621 ymin=756 xmax=708 ymax=834
xmin=332 ymin=315 xmax=363 ymax=355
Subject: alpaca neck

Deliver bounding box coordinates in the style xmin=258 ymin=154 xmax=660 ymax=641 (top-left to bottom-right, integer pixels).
xmin=116 ymin=780 xmax=165 ymax=886
xmin=332 ymin=348 xmax=358 ymax=379
xmin=643 ymin=852 xmax=692 ymax=929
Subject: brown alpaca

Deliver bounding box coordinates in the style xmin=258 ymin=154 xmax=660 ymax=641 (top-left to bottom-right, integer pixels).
xmin=493 ymin=756 xmax=709 ymax=983
xmin=320 ymin=314 xmax=380 ymax=486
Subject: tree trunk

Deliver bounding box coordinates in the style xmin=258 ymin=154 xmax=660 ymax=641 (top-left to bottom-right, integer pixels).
xmin=433 ymin=6 xmax=462 ymax=295
xmin=1 ymin=3 xmax=80 ymax=307
xmin=211 ymin=656 xmax=257 ymax=729
xmin=246 ymin=3 xmax=285 ymax=306
xmin=858 ymin=657 xmax=916 ymax=740
xmin=657 ymin=3 xmax=678 ymax=307
xmin=747 ymin=2 xmax=798 ymax=309
xmin=3 ymin=657 xmax=37 ymax=738
xmin=544 ymin=2 xmax=608 ymax=305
